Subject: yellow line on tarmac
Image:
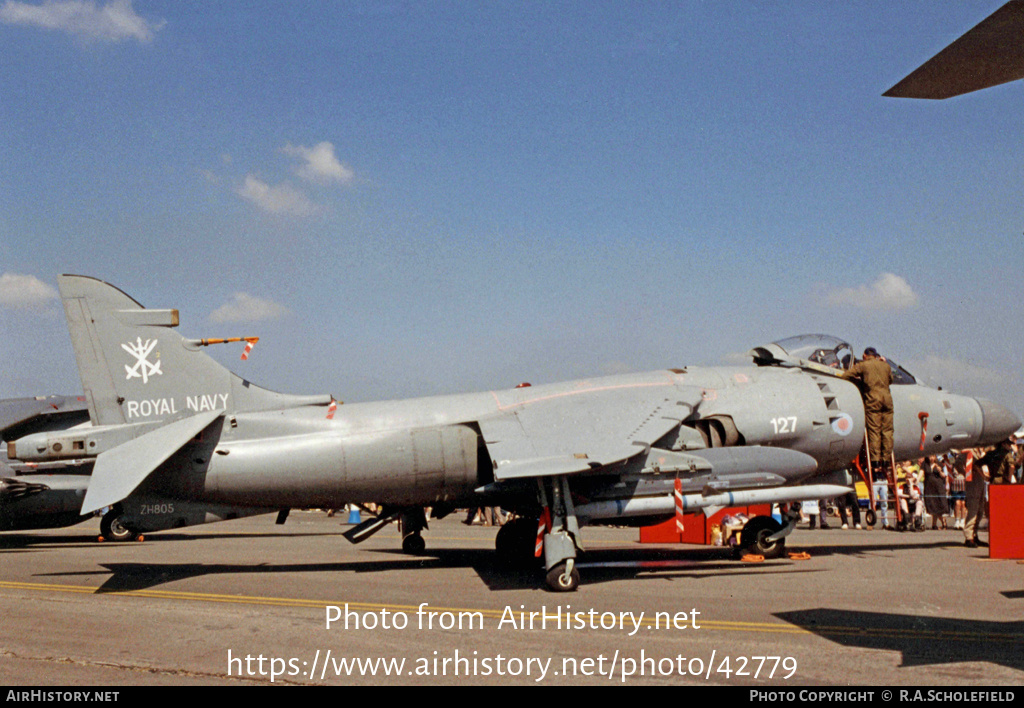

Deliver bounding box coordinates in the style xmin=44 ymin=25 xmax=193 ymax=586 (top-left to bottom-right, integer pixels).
xmin=2 ymin=580 xmax=1021 ymax=644
xmin=0 ymin=579 xmax=801 ymax=633
xmin=0 ymin=580 xmax=508 ymax=617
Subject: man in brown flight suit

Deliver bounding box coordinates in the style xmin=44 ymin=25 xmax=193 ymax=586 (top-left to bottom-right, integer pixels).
xmin=840 ymin=347 xmax=896 ymax=526
xmin=840 ymin=347 xmax=894 ymax=472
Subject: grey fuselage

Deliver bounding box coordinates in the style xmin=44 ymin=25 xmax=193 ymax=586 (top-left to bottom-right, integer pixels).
xmin=8 ymin=357 xmax=1012 ymax=536
xmin=8 ymin=276 xmax=1020 ymax=535
xmin=127 ymin=364 xmax=983 ymax=515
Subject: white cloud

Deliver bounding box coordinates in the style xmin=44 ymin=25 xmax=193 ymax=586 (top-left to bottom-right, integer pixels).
xmin=209 ymin=293 xmax=289 ymax=323
xmin=0 ymin=272 xmax=57 ymax=309
xmin=825 ymin=272 xmax=919 ymax=311
xmin=282 ymin=142 xmax=354 ymax=185
xmin=236 ymin=175 xmax=318 ymax=216
xmin=0 ymin=0 xmax=164 ymax=43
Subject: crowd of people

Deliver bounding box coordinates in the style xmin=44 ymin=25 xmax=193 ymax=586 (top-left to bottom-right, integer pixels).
xmin=807 ymin=437 xmax=1022 ymax=547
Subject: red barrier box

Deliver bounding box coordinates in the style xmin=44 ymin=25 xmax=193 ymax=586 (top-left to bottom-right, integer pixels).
xmin=639 ymin=505 xmax=771 ymax=545
xmin=989 ymin=484 xmax=1024 ymax=559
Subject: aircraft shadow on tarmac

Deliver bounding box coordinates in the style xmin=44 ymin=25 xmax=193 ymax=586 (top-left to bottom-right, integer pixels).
xmin=0 ymin=529 xmax=345 ymax=549
xmin=33 ymin=545 xmax=825 ymax=594
xmin=19 ymin=529 xmax=978 ymax=593
xmin=774 ymin=608 xmax=1024 ymax=672
xmin=0 ymin=533 xmax=109 ymax=550
xmin=39 ymin=551 xmax=534 ymax=593
xmin=781 ymin=538 xmax=968 ymax=557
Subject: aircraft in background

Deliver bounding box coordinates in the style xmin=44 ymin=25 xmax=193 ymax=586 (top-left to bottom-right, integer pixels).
xmin=0 ymin=395 xmax=93 ymax=532
xmin=4 ymin=276 xmax=1019 ymax=590
xmin=885 ymin=0 xmax=1024 ymax=99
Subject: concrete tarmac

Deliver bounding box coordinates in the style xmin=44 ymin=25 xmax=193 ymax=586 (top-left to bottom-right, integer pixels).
xmin=1 ymin=512 xmax=1022 ymax=686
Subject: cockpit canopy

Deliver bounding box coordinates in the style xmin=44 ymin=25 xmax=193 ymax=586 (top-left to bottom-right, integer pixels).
xmin=750 ymin=334 xmax=917 ymax=385
xmin=773 ymin=335 xmax=853 ymax=370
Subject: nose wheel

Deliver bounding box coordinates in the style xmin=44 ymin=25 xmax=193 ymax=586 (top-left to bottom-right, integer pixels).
xmin=738 ymin=515 xmax=786 ymax=559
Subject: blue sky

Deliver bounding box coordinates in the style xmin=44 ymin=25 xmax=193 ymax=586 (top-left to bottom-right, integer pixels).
xmin=1 ymin=1 xmax=1021 ymax=414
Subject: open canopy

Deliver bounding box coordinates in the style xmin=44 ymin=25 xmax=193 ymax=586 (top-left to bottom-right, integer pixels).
xmin=751 ymin=334 xmax=917 ymax=385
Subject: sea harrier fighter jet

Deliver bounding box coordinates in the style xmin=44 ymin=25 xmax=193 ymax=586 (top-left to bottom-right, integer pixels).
xmin=4 ymin=277 xmax=1019 ymax=590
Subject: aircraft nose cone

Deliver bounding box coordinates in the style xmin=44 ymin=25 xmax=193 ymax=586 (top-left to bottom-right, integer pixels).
xmin=976 ymin=398 xmax=1022 ymax=446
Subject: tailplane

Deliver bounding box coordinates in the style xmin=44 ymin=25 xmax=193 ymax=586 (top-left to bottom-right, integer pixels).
xmin=58 ymin=275 xmax=329 ymax=426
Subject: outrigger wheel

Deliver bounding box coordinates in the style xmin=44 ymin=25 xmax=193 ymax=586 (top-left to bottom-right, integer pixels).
xmin=738 ymin=516 xmax=786 ymax=560
xmin=100 ymin=509 xmax=139 ymax=542
xmin=545 ymin=561 xmax=580 ymax=592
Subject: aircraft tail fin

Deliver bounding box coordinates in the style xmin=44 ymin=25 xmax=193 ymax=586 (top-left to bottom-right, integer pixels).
xmin=58 ymin=275 xmax=330 ymax=426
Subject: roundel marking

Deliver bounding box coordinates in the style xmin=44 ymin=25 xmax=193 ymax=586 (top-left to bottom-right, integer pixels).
xmin=831 ymin=413 xmax=854 ymax=436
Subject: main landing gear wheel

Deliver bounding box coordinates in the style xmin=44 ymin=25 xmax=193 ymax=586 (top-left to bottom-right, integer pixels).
xmin=545 ymin=562 xmax=579 ymax=592
xmin=495 ymin=517 xmax=539 ymax=568
xmin=100 ymin=510 xmax=139 ymax=542
xmin=402 ymin=532 xmax=426 ymax=555
xmin=739 ymin=516 xmax=785 ymax=560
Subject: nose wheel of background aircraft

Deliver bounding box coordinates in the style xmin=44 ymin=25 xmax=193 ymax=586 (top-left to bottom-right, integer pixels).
xmin=100 ymin=509 xmax=140 ymax=542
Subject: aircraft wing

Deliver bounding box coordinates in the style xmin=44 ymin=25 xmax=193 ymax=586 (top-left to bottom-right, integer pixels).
xmin=0 ymin=395 xmax=90 ymax=441
xmin=884 ymin=1 xmax=1024 ymax=99
xmin=480 ymin=382 xmax=704 ymax=481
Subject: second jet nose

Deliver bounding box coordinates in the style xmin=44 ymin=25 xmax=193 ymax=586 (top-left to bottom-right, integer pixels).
xmin=976 ymin=398 xmax=1022 ymax=447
